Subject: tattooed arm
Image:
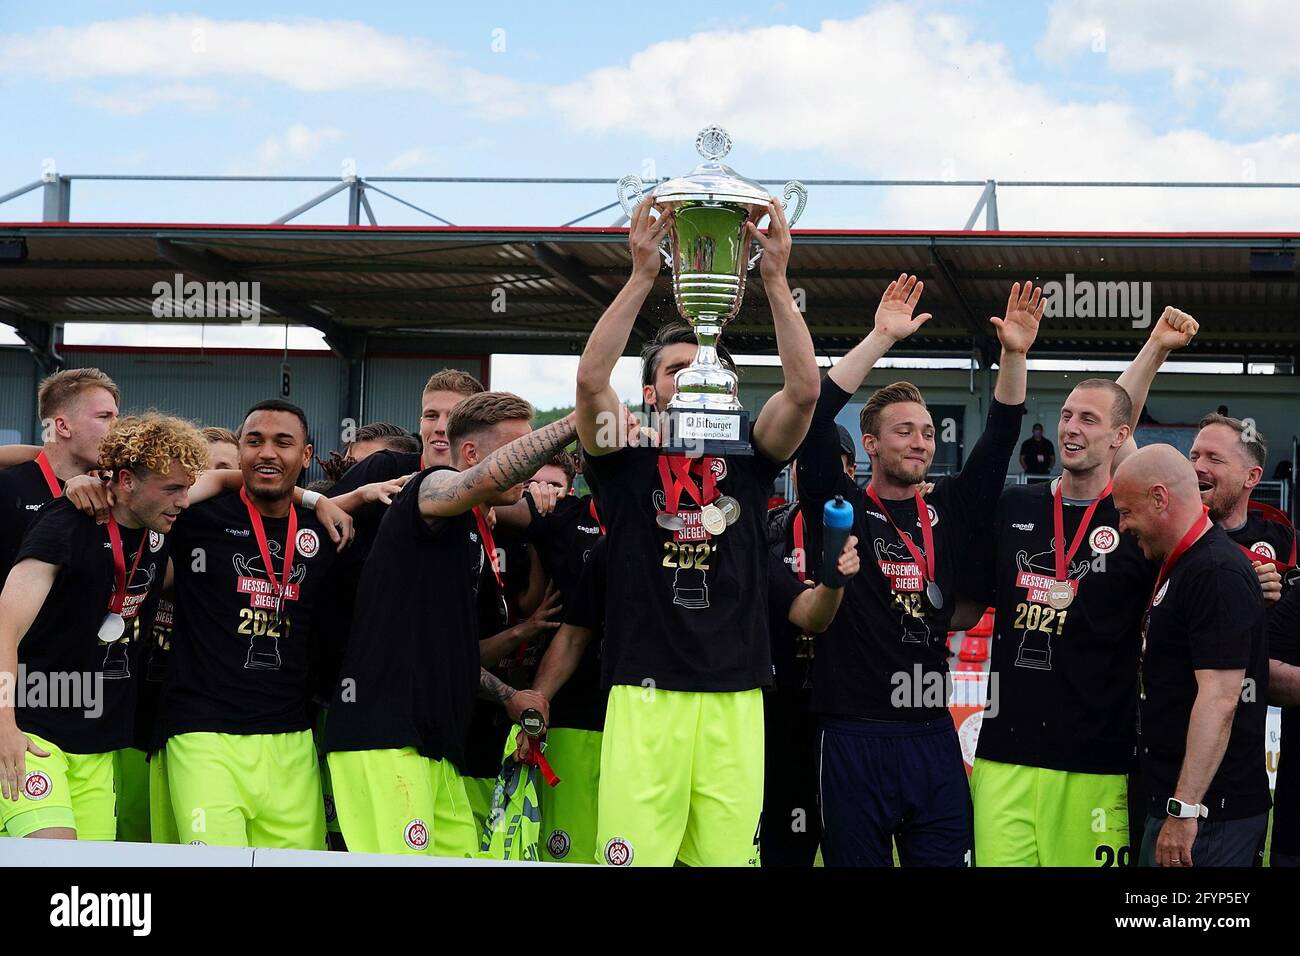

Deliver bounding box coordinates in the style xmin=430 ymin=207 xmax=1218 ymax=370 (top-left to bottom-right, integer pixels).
xmin=417 ymin=414 xmax=578 ymax=519
xmin=479 ymin=667 xmax=551 ymax=725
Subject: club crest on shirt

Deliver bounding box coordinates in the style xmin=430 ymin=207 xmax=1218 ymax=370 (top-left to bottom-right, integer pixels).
xmin=709 ymin=458 xmax=727 ymax=481
xmin=604 ymin=836 xmax=634 ymax=866
xmin=924 ymin=505 xmax=938 ymax=528
xmin=404 ymin=819 xmax=430 ymax=850
xmin=1250 ymin=541 xmax=1277 ymax=560
xmin=22 ymin=770 xmax=52 ymax=801
xmin=1089 ymin=526 xmax=1119 ymax=555
xmin=148 ymin=530 xmax=165 ymax=553
xmin=1153 ymin=579 xmax=1170 ymax=607
xmin=295 ymin=528 xmax=320 ymax=558
xmin=546 ymin=829 xmax=571 ymax=859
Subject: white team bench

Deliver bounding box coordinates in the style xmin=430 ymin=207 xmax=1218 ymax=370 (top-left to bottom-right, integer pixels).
xmin=0 ymin=838 xmax=547 ymax=867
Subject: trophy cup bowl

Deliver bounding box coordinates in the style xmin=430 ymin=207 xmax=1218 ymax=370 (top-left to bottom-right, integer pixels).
xmin=618 ymin=126 xmax=807 ymax=456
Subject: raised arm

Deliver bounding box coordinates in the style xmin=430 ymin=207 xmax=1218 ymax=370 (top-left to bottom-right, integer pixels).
xmin=1113 ymin=307 xmax=1199 ymax=470
xmin=418 ymin=415 xmax=578 ymax=519
xmin=0 ymin=559 xmax=59 ymax=800
xmin=989 ymin=281 xmax=1045 ymax=406
xmin=576 ymin=195 xmax=671 ymax=455
xmin=787 ymin=535 xmax=859 ymax=633
xmin=750 ymin=199 xmax=819 ymax=463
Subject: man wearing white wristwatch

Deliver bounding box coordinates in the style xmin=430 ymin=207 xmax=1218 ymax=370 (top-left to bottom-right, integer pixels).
xmin=1113 ymin=445 xmax=1270 ymax=867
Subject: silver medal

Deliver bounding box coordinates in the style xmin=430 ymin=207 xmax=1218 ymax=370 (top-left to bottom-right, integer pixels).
xmin=1046 ymin=580 xmax=1075 ymax=610
xmin=924 ymin=581 xmax=944 ymax=611
xmin=98 ymin=612 xmax=126 ymax=642
xmin=656 ymin=512 xmax=685 ymax=531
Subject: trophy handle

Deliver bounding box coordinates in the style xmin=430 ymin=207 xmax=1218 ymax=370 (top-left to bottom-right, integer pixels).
xmin=618 ymin=174 xmax=673 ymax=268
xmin=617 ymin=174 xmax=646 ymax=220
xmin=746 ymin=180 xmax=809 ymax=270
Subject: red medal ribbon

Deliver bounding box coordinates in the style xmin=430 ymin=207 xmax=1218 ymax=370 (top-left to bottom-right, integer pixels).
xmin=240 ymin=487 xmax=297 ymax=615
xmin=472 ymin=506 xmax=504 ymax=590
xmin=105 ymin=516 xmax=148 ymax=617
xmin=1241 ymin=501 xmax=1297 ymax=569
xmin=589 ymin=498 xmax=606 ymax=536
xmin=1053 ymin=479 xmax=1113 ymax=579
xmin=655 ymin=455 xmax=718 ymax=513
xmin=35 ymin=450 xmax=62 ymax=498
xmin=521 ymin=742 xmax=560 ymax=787
xmin=866 ymin=485 xmax=935 ymax=586
xmin=791 ymin=510 xmax=805 ymax=578
xmin=1149 ymin=507 xmax=1211 ymax=612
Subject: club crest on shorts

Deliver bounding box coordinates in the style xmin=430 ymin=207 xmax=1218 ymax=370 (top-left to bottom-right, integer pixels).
xmin=1250 ymin=541 xmax=1277 ymax=560
xmin=546 ymin=829 xmax=571 ymax=859
xmin=1153 ymin=579 xmax=1170 ymax=607
xmin=148 ymin=530 xmax=165 ymax=553
xmin=323 ymin=794 xmax=336 ymax=823
xmin=1089 ymin=526 xmax=1119 ymax=555
xmin=296 ymin=528 xmax=320 ymax=558
xmin=404 ymin=819 xmax=430 ymax=850
xmin=604 ymin=836 xmax=634 ymax=866
xmin=22 ymin=770 xmax=52 ymax=801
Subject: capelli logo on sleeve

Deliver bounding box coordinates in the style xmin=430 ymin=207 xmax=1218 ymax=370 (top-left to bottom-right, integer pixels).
xmin=49 ymin=886 xmax=151 ymax=936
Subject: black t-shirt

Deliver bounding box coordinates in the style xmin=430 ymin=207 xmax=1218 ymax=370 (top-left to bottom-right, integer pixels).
xmin=765 ymin=505 xmax=816 ymax=691
xmin=582 ymin=435 xmax=783 ymax=693
xmin=797 ymin=379 xmax=1025 ymax=721
xmin=0 ymin=459 xmax=63 ymax=575
xmin=161 ymin=491 xmax=337 ymax=739
xmin=13 ymin=498 xmax=168 ymax=753
xmin=965 ymin=481 xmax=1156 ymax=773
xmin=1266 ymin=583 xmax=1300 ymax=852
xmin=526 ymin=492 xmax=604 ymax=607
xmin=1225 ymin=509 xmax=1296 ymax=583
xmin=1139 ymin=525 xmax=1270 ymax=820
xmin=465 ymin=548 xmax=515 ymax=779
xmin=323 ymin=467 xmax=484 ymax=771
xmin=1020 ymin=436 xmax=1055 ymax=474
xmin=132 ymin=594 xmax=174 ymax=753
xmin=313 ymin=450 xmax=423 ymax=700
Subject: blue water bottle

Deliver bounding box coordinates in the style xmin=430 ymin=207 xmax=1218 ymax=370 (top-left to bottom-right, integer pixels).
xmin=822 ymin=495 xmax=855 ymax=587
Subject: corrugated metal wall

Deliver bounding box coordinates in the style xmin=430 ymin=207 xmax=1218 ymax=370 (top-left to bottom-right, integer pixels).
xmin=362 ymin=354 xmax=489 ymax=433
xmin=0 ymin=348 xmax=38 ymax=442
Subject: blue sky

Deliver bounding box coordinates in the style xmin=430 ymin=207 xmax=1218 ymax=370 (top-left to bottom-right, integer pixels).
xmin=2 ymin=1 xmax=1299 ymax=404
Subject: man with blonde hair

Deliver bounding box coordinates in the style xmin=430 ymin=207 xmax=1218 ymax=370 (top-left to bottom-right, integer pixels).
xmin=0 ymin=367 xmax=120 ymax=574
xmin=0 ymin=413 xmax=206 ymax=840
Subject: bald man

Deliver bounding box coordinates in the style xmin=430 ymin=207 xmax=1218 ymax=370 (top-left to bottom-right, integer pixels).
xmin=1113 ymin=445 xmax=1269 ymax=867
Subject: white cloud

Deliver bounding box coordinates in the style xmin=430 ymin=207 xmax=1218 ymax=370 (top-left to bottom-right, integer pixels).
xmin=78 ymin=83 xmax=220 ymax=116
xmin=0 ymin=15 xmax=532 ymax=115
xmin=231 ymin=123 xmax=343 ymax=175
xmin=1039 ymin=0 xmax=1300 ymax=79
xmin=1219 ymin=78 xmax=1280 ymax=130
xmin=548 ymin=4 xmax=1300 ymax=230
xmin=384 ymin=148 xmax=429 ymax=173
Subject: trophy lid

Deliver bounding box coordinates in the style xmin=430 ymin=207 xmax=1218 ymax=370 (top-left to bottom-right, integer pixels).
xmin=653 ymin=126 xmax=772 ymax=206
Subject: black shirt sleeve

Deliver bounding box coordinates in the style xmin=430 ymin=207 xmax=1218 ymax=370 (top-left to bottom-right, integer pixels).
xmin=564 ymin=538 xmax=607 ymax=631
xmin=796 ymin=376 xmax=854 ymax=501
xmin=767 ymin=550 xmax=811 ymax=624
xmin=943 ymin=399 xmax=1025 ymax=530
xmin=14 ymin=498 xmax=80 ymax=567
xmin=329 ymin=450 xmax=416 ymax=497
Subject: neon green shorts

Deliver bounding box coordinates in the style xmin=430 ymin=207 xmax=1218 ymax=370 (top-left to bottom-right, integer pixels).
xmin=596 ymin=685 xmax=763 ymax=867
xmin=0 ymin=733 xmax=116 ymax=840
xmin=326 ymin=748 xmax=478 ymax=858
xmin=163 ymin=731 xmax=325 ymax=849
xmin=540 ymin=727 xmax=601 ymax=864
xmin=971 ymin=758 xmax=1130 ymax=867
xmin=464 ymin=774 xmax=495 ymax=841
xmin=148 ymin=746 xmax=178 ymax=844
xmin=113 ymin=747 xmax=151 ymax=843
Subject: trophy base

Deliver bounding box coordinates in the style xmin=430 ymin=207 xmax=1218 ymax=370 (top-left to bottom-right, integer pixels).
xmin=663 ymin=405 xmax=752 ymax=457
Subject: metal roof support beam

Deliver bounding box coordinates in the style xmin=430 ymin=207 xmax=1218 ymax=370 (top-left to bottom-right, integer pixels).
xmin=531 ymin=244 xmax=614 ymax=310
xmin=0 ymin=180 xmax=43 ymax=209
xmin=154 ymin=239 xmax=353 ymax=356
xmin=271 ymin=181 xmax=350 ymax=225
xmin=347 ymin=181 xmax=362 ymax=227
xmin=1 ymin=308 xmax=63 ymax=374
xmin=358 ymin=188 xmax=378 ymax=226
xmin=962 ymin=180 xmax=998 ymax=231
xmin=43 ymin=177 xmax=71 ymax=222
